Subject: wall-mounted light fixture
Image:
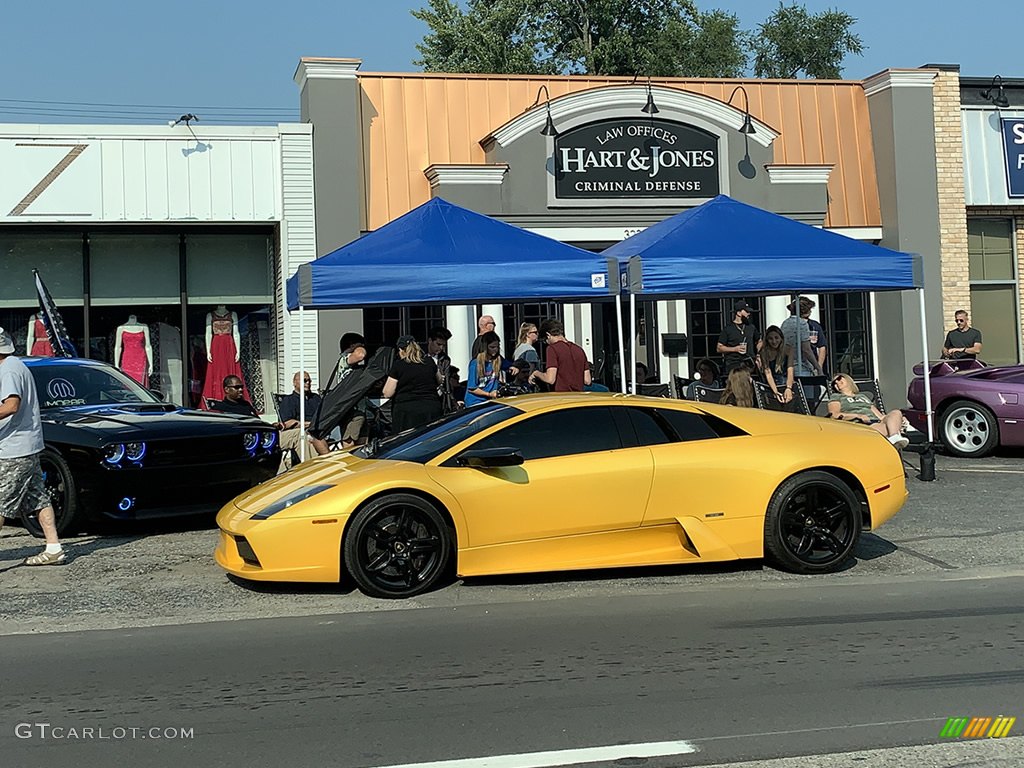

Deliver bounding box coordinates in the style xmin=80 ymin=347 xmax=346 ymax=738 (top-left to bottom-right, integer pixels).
xmin=726 ymin=86 xmax=756 ymax=135
xmin=642 ymin=78 xmax=660 ymax=115
xmin=981 ymin=75 xmax=1010 ymax=108
xmin=529 ymin=85 xmax=558 ymax=137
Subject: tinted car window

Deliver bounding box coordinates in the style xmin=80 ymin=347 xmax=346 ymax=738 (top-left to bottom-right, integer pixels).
xmin=366 ymin=403 xmax=519 ymax=464
xmin=624 ymin=407 xmax=672 ymax=447
xmin=469 ymin=406 xmax=622 ymax=461
xmin=30 ymin=364 xmax=159 ymax=409
xmin=655 ymin=408 xmax=745 ymax=442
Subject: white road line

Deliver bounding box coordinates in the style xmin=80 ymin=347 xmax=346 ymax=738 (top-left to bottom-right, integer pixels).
xmin=941 ymin=467 xmax=1024 ymax=474
xmin=369 ymin=740 xmax=699 ymax=768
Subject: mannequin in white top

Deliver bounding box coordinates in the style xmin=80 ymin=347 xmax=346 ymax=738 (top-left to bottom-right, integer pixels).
xmin=114 ymin=315 xmax=154 ymax=386
xmin=206 ymin=305 xmax=241 ymax=363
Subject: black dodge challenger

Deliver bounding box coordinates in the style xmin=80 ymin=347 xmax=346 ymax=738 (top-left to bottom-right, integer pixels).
xmin=23 ymin=357 xmax=279 ymax=536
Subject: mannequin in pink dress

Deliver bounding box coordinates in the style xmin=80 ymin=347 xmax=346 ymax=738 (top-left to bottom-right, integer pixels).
xmin=200 ymin=306 xmax=248 ymax=407
xmin=26 ymin=314 xmax=54 ymax=357
xmin=115 ymin=316 xmax=153 ymax=387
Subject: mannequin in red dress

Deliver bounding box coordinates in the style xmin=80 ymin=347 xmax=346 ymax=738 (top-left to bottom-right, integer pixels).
xmin=114 ymin=315 xmax=153 ymax=387
xmin=26 ymin=314 xmax=54 ymax=357
xmin=200 ymin=305 xmax=249 ymax=407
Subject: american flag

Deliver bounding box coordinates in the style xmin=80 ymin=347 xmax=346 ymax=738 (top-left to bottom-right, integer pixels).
xmin=33 ymin=269 xmax=76 ymax=358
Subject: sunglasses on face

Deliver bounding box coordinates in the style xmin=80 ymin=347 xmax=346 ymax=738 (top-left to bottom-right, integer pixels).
xmin=225 ymin=384 xmax=243 ymax=390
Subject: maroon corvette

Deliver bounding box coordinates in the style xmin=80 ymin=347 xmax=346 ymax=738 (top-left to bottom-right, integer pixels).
xmin=906 ymin=359 xmax=1024 ymax=457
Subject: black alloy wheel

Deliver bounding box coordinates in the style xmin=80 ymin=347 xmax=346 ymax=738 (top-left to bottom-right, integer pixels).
xmin=22 ymin=449 xmax=80 ymax=538
xmin=939 ymin=399 xmax=999 ymax=458
xmin=764 ymin=471 xmax=861 ymax=574
xmin=343 ymin=494 xmax=452 ymax=598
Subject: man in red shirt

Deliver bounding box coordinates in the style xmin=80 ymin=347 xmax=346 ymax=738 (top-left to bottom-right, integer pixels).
xmin=530 ymin=319 xmax=591 ymax=392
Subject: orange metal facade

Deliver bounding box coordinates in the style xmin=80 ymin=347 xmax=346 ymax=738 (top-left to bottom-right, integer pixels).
xmin=352 ymin=70 xmax=882 ymax=231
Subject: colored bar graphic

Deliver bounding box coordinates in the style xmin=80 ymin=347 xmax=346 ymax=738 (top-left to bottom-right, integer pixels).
xmin=989 ymin=717 xmax=1017 ymax=738
xmin=940 ymin=716 xmax=1015 ymax=738
xmin=940 ymin=718 xmax=969 ymax=738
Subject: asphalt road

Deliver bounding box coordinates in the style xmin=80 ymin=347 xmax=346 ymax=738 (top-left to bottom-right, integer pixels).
xmin=2 ymin=570 xmax=1022 ymax=768
xmin=3 ymin=452 xmax=1024 ymax=635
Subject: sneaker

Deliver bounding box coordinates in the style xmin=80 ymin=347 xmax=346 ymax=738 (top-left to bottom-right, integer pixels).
xmin=24 ymin=550 xmax=67 ymax=566
xmin=887 ymin=434 xmax=910 ymax=451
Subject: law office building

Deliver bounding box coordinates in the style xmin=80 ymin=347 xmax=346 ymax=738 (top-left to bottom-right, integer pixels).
xmin=296 ymin=58 xmax=949 ymax=401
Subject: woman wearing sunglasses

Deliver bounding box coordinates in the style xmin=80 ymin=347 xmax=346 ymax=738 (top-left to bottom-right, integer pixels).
xmin=828 ymin=373 xmax=909 ymax=450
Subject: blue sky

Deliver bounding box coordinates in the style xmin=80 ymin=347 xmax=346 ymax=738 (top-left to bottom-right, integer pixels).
xmin=2 ymin=0 xmax=1012 ymax=123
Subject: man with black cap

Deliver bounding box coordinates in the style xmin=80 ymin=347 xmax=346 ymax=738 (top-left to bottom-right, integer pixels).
xmin=717 ymin=300 xmax=762 ymax=374
xmin=0 ymin=326 xmax=66 ymax=565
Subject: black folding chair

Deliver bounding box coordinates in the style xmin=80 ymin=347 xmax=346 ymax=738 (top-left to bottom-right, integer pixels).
xmin=672 ymin=374 xmax=689 ymax=399
xmin=271 ymin=392 xmax=285 ymax=422
xmin=797 ymin=375 xmax=828 ymax=414
xmin=752 ymin=380 xmax=812 ymax=416
xmin=690 ymin=384 xmax=725 ymax=404
xmin=637 ymin=383 xmax=671 ymax=398
xmin=853 ymin=379 xmax=886 ymax=412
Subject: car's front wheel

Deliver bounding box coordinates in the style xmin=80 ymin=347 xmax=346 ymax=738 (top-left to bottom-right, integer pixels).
xmin=22 ymin=449 xmax=81 ymax=538
xmin=343 ymin=494 xmax=452 ymax=598
xmin=939 ymin=400 xmax=999 ymax=458
xmin=764 ymin=471 xmax=860 ymax=574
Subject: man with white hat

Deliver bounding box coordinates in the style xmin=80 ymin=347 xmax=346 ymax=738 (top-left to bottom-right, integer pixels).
xmin=0 ymin=326 xmax=66 ymax=565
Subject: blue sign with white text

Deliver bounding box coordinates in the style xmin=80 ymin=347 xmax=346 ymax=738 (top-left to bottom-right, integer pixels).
xmin=1001 ymin=119 xmax=1024 ymax=197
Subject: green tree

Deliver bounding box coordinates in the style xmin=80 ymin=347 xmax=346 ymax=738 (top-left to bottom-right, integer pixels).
xmin=413 ymin=0 xmax=746 ymax=78
xmin=412 ymin=0 xmax=550 ymax=75
xmin=748 ymin=3 xmax=865 ymax=79
xmin=412 ymin=1 xmax=864 ymax=79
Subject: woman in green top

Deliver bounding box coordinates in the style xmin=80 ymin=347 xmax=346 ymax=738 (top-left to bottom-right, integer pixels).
xmin=828 ymin=373 xmax=908 ymax=450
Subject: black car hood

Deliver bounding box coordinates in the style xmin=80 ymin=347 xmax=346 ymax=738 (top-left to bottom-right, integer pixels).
xmin=43 ymin=403 xmax=269 ymax=440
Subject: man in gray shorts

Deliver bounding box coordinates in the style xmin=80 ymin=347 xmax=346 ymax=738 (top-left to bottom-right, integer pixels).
xmin=0 ymin=326 xmax=66 ymax=565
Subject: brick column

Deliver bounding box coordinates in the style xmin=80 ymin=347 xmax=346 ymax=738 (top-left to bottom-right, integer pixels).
xmin=931 ymin=68 xmax=971 ymax=324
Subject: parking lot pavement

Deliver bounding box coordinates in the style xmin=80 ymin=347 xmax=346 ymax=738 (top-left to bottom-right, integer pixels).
xmin=1 ymin=452 xmax=1023 ymax=636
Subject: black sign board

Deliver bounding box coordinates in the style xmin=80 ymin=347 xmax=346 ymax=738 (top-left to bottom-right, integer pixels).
xmin=554 ymin=118 xmax=720 ymax=199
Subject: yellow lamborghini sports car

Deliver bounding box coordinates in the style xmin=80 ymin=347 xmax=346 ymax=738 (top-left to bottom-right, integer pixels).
xmin=215 ymin=393 xmax=907 ymax=598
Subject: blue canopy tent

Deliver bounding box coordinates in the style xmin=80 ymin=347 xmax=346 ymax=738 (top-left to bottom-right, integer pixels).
xmin=285 ymin=197 xmax=625 ymax=456
xmin=286 ymin=197 xmax=614 ymax=309
xmin=602 ymin=194 xmax=934 ymax=446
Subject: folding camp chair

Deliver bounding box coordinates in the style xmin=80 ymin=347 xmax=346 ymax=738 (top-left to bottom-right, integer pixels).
xmin=752 ymin=380 xmax=812 ymax=416
xmin=690 ymin=384 xmax=725 ymax=404
xmin=637 ymin=383 xmax=671 ymax=398
xmin=672 ymin=374 xmax=689 ymax=399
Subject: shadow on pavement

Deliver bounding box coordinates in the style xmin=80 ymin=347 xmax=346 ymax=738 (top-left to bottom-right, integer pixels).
xmin=225 ymin=573 xmax=357 ymax=596
xmin=855 ymin=533 xmax=898 ymax=562
xmin=463 ymin=559 xmax=766 ymax=589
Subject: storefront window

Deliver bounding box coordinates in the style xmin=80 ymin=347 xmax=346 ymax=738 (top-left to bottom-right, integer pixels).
xmin=0 ymin=233 xmax=85 ymax=356
xmin=823 ymin=292 xmax=872 ymax=379
xmin=686 ymin=296 xmax=765 ymax=378
xmin=967 ymin=218 xmax=1020 ymax=365
xmin=186 ymin=234 xmax=272 ymax=303
xmin=502 ymin=302 xmax=560 ymax=351
xmin=185 ymin=233 xmax=275 ymax=413
xmin=88 ymin=234 xmax=183 ymax=401
xmin=0 ymin=233 xmax=84 ymax=307
xmin=363 ymin=306 xmax=445 ymax=351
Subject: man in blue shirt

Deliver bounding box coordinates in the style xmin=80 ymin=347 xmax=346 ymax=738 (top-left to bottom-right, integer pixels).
xmin=0 ymin=326 xmax=66 ymax=565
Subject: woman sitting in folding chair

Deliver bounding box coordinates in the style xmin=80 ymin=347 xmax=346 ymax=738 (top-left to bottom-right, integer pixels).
xmin=828 ymin=373 xmax=909 ymax=450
